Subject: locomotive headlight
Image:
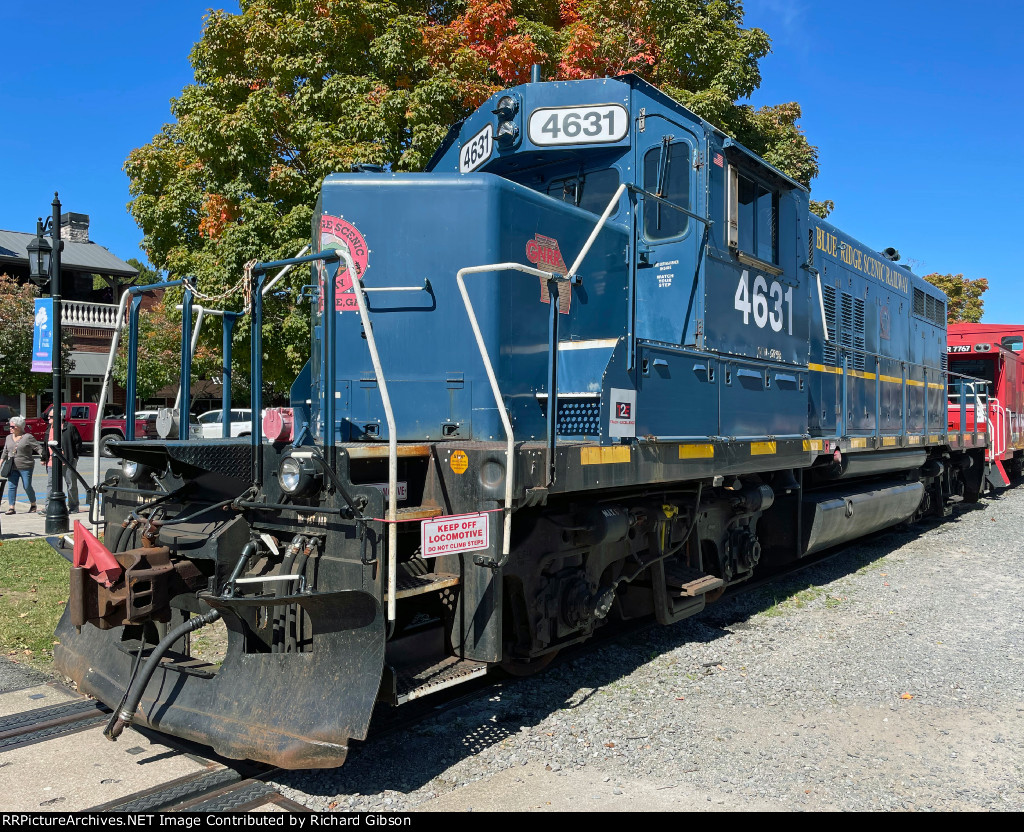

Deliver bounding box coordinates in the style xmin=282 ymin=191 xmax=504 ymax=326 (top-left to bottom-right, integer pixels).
xmin=278 ymin=453 xmax=321 ymax=497
xmin=122 ymin=459 xmax=154 ymax=485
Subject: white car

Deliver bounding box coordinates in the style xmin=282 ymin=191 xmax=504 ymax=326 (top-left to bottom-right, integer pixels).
xmin=198 ymin=409 xmax=256 ymax=439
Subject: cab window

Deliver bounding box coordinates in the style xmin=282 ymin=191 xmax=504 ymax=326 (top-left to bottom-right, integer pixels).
xmin=729 ymin=167 xmax=779 ymax=265
xmin=546 ymin=168 xmax=620 ymax=215
xmin=642 ymin=142 xmax=690 ymax=241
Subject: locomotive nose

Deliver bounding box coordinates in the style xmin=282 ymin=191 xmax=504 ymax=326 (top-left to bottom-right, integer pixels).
xmin=55 ymin=588 xmax=386 ymax=769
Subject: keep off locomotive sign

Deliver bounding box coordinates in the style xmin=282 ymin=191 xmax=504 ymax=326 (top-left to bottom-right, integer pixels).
xmin=421 ymin=513 xmax=490 ymax=557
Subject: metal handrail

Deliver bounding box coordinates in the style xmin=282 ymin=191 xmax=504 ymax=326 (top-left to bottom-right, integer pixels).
xmin=455 ymin=184 xmax=628 ymax=563
xmin=333 ymin=244 xmax=401 ymax=624
xmin=457 ymin=262 xmax=571 ymax=562
xmin=91 ymin=278 xmax=188 ymax=533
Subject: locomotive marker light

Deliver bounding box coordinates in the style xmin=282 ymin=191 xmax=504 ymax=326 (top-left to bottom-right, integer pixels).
xmin=493 ymin=94 xmax=520 ymax=148
xmin=29 ymin=193 xmax=69 ymax=535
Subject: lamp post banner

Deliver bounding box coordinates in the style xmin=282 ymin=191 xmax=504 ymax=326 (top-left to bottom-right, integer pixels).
xmin=31 ymin=298 xmax=54 ymax=373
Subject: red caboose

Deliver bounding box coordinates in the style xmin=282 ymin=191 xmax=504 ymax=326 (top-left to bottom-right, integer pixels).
xmin=947 ymin=323 xmax=1024 ymax=486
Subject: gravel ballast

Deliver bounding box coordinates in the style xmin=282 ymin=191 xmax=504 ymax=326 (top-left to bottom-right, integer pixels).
xmin=274 ymin=485 xmax=1024 ymax=812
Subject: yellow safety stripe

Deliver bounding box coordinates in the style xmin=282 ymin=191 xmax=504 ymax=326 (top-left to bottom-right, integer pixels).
xmin=808 ymin=363 xmax=944 ymax=390
xmin=580 ymin=446 xmax=631 ymax=465
xmin=750 ymin=441 xmax=777 ymax=455
xmin=679 ymin=443 xmax=715 ymax=459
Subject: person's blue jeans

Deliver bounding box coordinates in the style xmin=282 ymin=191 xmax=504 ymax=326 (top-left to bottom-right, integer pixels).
xmin=6 ymin=465 xmax=37 ymax=507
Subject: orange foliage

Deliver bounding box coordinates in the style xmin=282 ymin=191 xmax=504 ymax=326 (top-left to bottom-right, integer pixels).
xmin=424 ymin=0 xmax=545 ymax=89
xmin=197 ymin=194 xmax=237 ymax=240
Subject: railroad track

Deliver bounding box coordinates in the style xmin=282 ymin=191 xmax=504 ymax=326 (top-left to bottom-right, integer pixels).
xmin=0 ymin=680 xmax=302 ymax=812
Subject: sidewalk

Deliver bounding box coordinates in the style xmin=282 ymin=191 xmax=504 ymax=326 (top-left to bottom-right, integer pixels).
xmin=1 ymin=457 xmax=98 ymax=541
xmin=0 ymin=503 xmax=90 ymax=540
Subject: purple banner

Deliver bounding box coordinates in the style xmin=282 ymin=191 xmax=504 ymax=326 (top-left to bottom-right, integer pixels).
xmin=31 ymin=298 xmax=53 ymax=373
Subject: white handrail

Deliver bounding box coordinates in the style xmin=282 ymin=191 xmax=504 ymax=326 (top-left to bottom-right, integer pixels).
xmin=457 ymin=263 xmax=567 ymax=561
xmin=335 ymin=244 xmax=400 ymax=623
xmin=174 ymin=306 xmax=206 ymax=412
xmin=455 ymin=185 xmax=626 ymax=562
xmin=91 ymin=289 xmax=132 ymax=532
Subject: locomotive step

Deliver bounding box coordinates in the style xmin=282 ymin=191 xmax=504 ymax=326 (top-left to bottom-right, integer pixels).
xmin=392 ymin=655 xmax=489 ymax=704
xmin=395 ymin=506 xmax=445 ymax=521
xmin=394 ymin=572 xmax=461 ymax=599
xmin=345 ymin=444 xmax=432 ymax=460
xmin=663 ymin=563 xmax=725 ymax=597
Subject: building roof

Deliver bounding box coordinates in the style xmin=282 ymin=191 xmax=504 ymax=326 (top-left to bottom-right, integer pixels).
xmin=0 ymin=228 xmax=138 ymax=279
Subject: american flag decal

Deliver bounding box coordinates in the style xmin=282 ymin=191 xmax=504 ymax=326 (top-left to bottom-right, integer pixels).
xmin=713 ymin=153 xmax=724 ymax=168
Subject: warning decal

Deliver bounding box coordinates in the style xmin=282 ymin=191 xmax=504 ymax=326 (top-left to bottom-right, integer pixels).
xmin=449 ymin=450 xmax=469 ymax=474
xmin=318 ymin=214 xmax=369 ymax=312
xmin=421 ymin=513 xmax=490 ymax=558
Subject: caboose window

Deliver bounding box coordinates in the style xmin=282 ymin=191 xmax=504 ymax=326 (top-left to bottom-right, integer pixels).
xmin=729 ymin=167 xmax=779 ymax=267
xmin=642 ymin=142 xmax=690 ymax=241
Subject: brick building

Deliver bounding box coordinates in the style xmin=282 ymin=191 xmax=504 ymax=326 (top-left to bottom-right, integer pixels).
xmin=0 ymin=213 xmax=144 ymax=418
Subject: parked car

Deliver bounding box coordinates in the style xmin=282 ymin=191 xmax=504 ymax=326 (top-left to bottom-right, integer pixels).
xmin=197 ymin=409 xmax=258 ymax=439
xmin=26 ymin=403 xmax=157 ymax=457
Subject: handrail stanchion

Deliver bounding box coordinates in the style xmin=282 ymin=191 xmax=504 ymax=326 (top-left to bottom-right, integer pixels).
xmin=175 ymin=304 xmax=204 ymax=414
xmin=222 ymin=312 xmax=241 ymax=438
xmin=125 ymin=295 xmax=143 ymax=441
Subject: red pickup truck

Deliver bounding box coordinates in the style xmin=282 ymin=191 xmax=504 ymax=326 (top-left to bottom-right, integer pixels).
xmin=26 ymin=403 xmax=155 ymax=457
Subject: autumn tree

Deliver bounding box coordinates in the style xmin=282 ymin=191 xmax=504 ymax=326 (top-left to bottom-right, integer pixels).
xmin=924 ymin=273 xmax=989 ymax=323
xmin=126 ymin=0 xmax=825 ymax=387
xmin=0 ymin=274 xmax=75 ymax=399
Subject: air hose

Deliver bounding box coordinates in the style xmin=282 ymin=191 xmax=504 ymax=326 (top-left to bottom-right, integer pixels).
xmin=103 ymin=608 xmax=222 ymax=742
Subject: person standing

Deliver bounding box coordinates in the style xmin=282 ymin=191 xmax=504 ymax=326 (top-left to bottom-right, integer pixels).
xmin=41 ymin=411 xmax=84 ymax=514
xmin=1 ymin=417 xmax=41 ymax=514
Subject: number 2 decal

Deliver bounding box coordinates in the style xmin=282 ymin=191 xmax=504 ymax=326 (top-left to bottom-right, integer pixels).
xmin=734 ymin=270 xmax=792 ymax=335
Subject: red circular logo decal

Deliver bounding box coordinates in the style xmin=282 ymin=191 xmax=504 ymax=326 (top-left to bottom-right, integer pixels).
xmin=319 ymin=214 xmax=369 ymax=312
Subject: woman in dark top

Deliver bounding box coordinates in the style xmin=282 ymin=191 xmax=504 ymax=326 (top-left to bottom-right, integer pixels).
xmin=1 ymin=417 xmax=41 ymax=514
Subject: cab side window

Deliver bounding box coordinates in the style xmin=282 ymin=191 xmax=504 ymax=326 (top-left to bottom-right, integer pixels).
xmin=729 ymin=167 xmax=779 ymax=266
xmin=642 ymin=142 xmax=690 ymax=241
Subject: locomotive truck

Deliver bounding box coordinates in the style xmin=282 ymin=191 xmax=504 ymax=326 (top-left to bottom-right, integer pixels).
xmin=55 ymin=72 xmax=992 ymax=769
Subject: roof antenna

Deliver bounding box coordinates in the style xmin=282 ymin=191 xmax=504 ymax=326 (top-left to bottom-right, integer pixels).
xmin=531 ymin=64 xmax=542 ymax=84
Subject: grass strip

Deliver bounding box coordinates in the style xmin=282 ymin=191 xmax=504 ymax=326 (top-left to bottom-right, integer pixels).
xmin=0 ymin=539 xmax=70 ymax=672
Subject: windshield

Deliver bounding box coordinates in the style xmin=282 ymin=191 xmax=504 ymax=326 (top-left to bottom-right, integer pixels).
xmin=950 ymin=357 xmax=995 ymax=384
xmin=198 ymin=411 xmax=221 ymax=423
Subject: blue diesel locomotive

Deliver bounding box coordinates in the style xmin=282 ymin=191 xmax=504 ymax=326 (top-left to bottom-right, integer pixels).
xmin=55 ymin=72 xmax=989 ymax=769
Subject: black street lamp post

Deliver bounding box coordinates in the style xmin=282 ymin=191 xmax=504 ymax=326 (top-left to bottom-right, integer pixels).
xmin=28 ymin=192 xmax=68 ymax=535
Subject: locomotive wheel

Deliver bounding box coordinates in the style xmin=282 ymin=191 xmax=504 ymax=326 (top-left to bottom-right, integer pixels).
xmin=499 ymin=649 xmax=560 ymax=677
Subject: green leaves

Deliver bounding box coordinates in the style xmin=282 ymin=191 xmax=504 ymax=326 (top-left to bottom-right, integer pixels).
xmin=923 ymin=273 xmax=989 ymax=323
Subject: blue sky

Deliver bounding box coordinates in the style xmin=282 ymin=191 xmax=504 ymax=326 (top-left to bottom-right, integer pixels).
xmin=744 ymin=0 xmax=1024 ymax=322
xmin=0 ymin=1 xmax=1019 ymax=321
